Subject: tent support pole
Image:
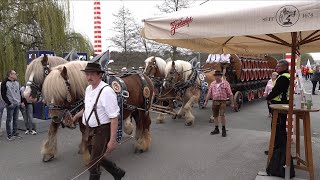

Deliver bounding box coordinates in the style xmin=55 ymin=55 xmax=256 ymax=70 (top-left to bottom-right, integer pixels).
xmin=285 ymin=32 xmax=297 ymax=180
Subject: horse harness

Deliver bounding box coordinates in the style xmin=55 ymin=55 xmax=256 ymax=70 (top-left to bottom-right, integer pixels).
xmin=49 ymin=72 xmax=151 ymax=143
xmin=162 ymin=68 xmax=208 ymax=109
xmin=49 ymin=77 xmax=84 ymax=129
xmin=109 ymin=73 xmax=151 ymax=112
xmin=172 ymin=68 xmax=199 ymax=96
xmin=26 ymin=63 xmax=50 ymax=100
xmin=108 ymin=73 xmax=151 ymax=142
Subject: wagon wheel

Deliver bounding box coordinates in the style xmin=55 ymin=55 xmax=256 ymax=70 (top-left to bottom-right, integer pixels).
xmin=234 ymin=91 xmax=243 ymax=112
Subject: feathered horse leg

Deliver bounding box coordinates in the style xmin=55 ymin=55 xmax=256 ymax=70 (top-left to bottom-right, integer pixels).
xmin=78 ymin=121 xmax=90 ymax=165
xmin=134 ymin=111 xmax=152 ymax=153
xmin=184 ymin=87 xmax=200 ymax=126
xmin=41 ymin=121 xmax=59 ymax=162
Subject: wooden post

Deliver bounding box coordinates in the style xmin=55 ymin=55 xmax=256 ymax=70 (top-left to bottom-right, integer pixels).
xmin=285 ymin=32 xmax=297 ymax=180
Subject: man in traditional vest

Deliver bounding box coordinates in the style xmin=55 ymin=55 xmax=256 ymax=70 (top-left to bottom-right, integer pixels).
xmin=204 ymin=70 xmax=234 ymax=137
xmin=265 ymin=60 xmax=290 ymax=154
xmin=73 ymin=62 xmax=125 ymax=180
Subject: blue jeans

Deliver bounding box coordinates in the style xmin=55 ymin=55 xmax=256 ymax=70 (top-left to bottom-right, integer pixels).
xmin=0 ymin=106 xmax=4 ymax=129
xmin=20 ymin=103 xmax=35 ymax=130
xmin=6 ymin=104 xmax=19 ymax=137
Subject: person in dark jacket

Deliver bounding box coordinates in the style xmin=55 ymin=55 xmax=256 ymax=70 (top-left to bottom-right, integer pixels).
xmin=264 ymin=60 xmax=290 ymax=155
xmin=311 ymin=65 xmax=320 ymax=95
xmin=0 ymin=70 xmax=22 ymax=140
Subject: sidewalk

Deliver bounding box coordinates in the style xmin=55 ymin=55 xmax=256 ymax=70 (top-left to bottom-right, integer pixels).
xmin=0 ymin=108 xmax=51 ymax=136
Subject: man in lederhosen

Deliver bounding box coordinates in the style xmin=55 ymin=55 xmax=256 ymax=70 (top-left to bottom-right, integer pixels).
xmin=73 ymin=62 xmax=125 ymax=180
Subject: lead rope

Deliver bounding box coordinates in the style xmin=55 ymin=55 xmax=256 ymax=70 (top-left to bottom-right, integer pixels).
xmin=69 ymin=135 xmax=134 ymax=180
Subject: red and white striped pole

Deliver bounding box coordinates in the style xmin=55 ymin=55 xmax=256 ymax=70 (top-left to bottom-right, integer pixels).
xmin=93 ymin=1 xmax=102 ymax=54
xmin=285 ymin=53 xmax=298 ymax=73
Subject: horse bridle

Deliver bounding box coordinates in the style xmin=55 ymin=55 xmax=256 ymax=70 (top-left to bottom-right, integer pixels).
xmin=164 ymin=66 xmax=181 ymax=85
xmin=26 ymin=63 xmax=50 ymax=100
xmin=48 ymin=76 xmax=83 ymax=128
xmin=145 ymin=58 xmax=158 ymax=78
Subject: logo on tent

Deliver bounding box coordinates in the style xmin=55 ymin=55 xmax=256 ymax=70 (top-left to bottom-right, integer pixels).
xmin=170 ymin=16 xmax=193 ymax=35
xmin=276 ymin=5 xmax=300 ymax=27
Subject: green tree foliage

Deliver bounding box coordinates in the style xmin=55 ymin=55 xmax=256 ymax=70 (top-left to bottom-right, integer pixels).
xmin=269 ymin=53 xmax=315 ymax=65
xmin=300 ymin=53 xmax=315 ymax=65
xmin=0 ymin=0 xmax=93 ymax=83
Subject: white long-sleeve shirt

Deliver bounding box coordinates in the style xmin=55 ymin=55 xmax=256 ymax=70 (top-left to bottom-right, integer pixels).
xmin=206 ymin=54 xmax=230 ymax=63
xmin=206 ymin=54 xmax=221 ymax=63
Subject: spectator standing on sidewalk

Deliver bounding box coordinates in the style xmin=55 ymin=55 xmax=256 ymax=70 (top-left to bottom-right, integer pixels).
xmin=1 ymin=70 xmax=22 ymax=140
xmin=0 ymin=82 xmax=6 ymax=137
xmin=263 ymin=72 xmax=278 ymax=117
xmin=304 ymin=67 xmax=309 ymax=80
xmin=20 ymin=86 xmax=37 ymax=135
xmin=311 ymin=65 xmax=320 ymax=95
xmin=265 ymin=60 xmax=290 ymax=155
xmin=204 ymin=70 xmax=234 ymax=137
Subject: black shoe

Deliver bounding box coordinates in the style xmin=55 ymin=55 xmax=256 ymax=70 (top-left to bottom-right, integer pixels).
xmin=210 ymin=128 xmax=220 ymax=135
xmin=89 ymin=173 xmax=100 ymax=180
xmin=101 ymin=159 xmax=125 ymax=180
xmin=222 ymin=129 xmax=227 ymax=137
xmin=114 ymin=168 xmax=125 ymax=180
xmin=312 ymin=93 xmax=318 ymax=95
xmin=12 ymin=133 xmax=22 ymax=139
xmin=264 ymin=150 xmax=268 ymax=155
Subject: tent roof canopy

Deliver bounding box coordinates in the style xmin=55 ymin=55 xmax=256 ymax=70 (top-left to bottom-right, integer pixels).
xmin=142 ymin=1 xmax=320 ymax=54
xmin=142 ymin=1 xmax=320 ymax=173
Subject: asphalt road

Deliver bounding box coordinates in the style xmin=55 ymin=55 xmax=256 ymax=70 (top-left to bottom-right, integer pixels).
xmin=0 ymin=79 xmax=319 ymax=180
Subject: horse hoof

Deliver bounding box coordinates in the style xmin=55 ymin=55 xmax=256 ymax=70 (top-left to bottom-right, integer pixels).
xmin=176 ymin=115 xmax=182 ymax=119
xmin=156 ymin=120 xmax=164 ymax=124
xmin=78 ymin=149 xmax=83 ymax=154
xmin=134 ymin=148 xmax=144 ymax=154
xmin=42 ymin=154 xmax=54 ymax=162
xmin=185 ymin=122 xmax=193 ymax=126
xmin=171 ymin=115 xmax=177 ymax=119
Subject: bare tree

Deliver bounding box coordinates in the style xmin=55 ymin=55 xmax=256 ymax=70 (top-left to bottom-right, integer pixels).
xmin=109 ymin=5 xmax=139 ymax=63
xmin=155 ymin=0 xmax=193 ymax=13
xmin=132 ymin=22 xmax=168 ymax=58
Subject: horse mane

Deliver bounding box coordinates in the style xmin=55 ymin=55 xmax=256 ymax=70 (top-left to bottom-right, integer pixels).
xmin=165 ymin=60 xmax=193 ymax=82
xmin=144 ymin=56 xmax=167 ymax=74
xmin=42 ymin=61 xmax=88 ymax=105
xmin=25 ymin=56 xmax=68 ymax=85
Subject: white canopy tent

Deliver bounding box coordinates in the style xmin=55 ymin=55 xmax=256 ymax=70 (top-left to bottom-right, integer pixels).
xmin=142 ymin=1 xmax=320 ymax=54
xmin=142 ymin=1 xmax=320 ymax=179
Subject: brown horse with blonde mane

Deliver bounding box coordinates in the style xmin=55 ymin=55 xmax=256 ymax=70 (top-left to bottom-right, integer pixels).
xmin=163 ymin=60 xmax=201 ymax=126
xmin=24 ymin=55 xmax=68 ymax=102
xmin=41 ymin=61 xmax=154 ymax=163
